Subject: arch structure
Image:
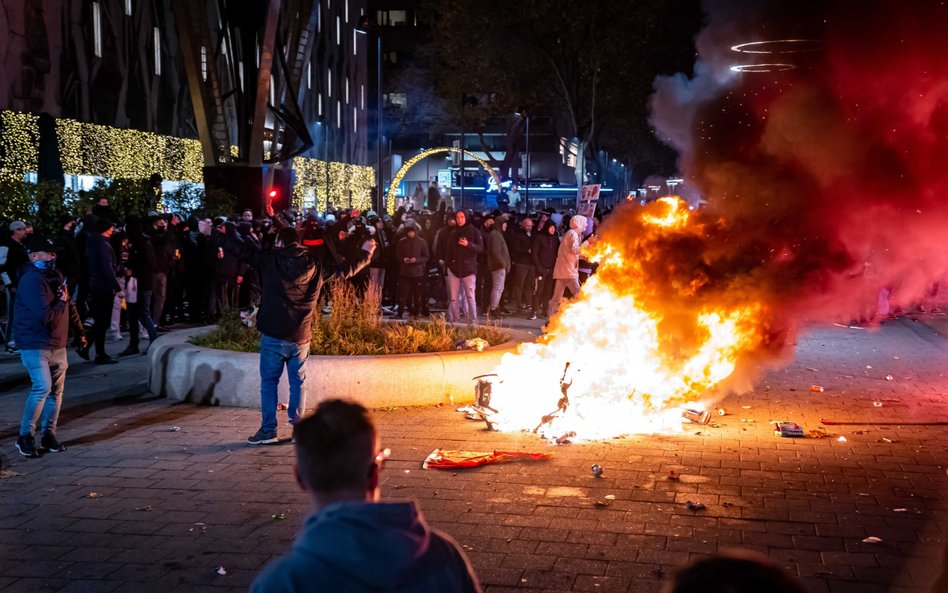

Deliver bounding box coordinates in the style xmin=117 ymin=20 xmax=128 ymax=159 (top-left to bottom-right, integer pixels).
xmin=387 ymin=147 xmax=501 ymax=212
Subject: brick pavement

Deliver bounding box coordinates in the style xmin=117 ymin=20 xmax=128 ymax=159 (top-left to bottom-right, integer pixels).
xmin=0 ymin=317 xmax=946 ymax=593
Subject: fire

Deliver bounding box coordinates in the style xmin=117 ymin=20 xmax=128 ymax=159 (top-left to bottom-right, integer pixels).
xmin=484 ymin=197 xmax=769 ymax=441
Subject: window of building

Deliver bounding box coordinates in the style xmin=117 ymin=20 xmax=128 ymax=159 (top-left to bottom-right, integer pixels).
xmin=153 ymin=27 xmax=161 ymax=75
xmin=269 ymin=75 xmax=275 ymax=104
xmin=200 ymin=46 xmax=208 ymax=81
xmin=345 ymin=78 xmax=349 ymax=104
xmin=361 ymin=84 xmax=365 ymax=109
xmin=318 ymin=93 xmax=323 ymax=117
xmin=337 ymin=100 xmax=341 ymax=128
xmin=336 ymin=16 xmax=341 ymax=45
xmin=238 ymin=61 xmax=243 ymax=90
xmin=307 ymin=61 xmax=312 ymax=90
xmin=385 ymin=92 xmax=407 ymax=108
xmin=353 ymin=107 xmax=357 ymax=133
xmin=327 ymin=69 xmax=332 ymax=97
xmin=124 ymin=0 xmax=132 ymax=16
xmin=345 ymin=0 xmax=349 ymax=22
xmin=92 ymin=2 xmax=103 ymax=57
xmin=353 ymin=30 xmax=357 ymax=55
xmin=378 ymin=10 xmax=408 ymax=26
xmin=317 ymin=1 xmax=321 ymax=32
xmin=383 ymin=51 xmax=397 ymax=64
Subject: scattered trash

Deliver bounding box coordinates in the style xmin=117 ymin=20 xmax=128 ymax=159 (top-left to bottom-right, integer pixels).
xmin=837 ymin=436 xmax=847 ymax=442
xmin=591 ymin=464 xmax=604 ymax=477
xmin=686 ymin=501 xmax=707 ymax=511
xmin=681 ymin=408 xmax=711 ymax=424
xmin=717 ymin=408 xmax=727 ymax=416
xmin=879 ymin=437 xmax=895 ymax=443
xmin=862 ymin=536 xmax=883 ymax=544
xmin=741 ymin=418 xmax=755 ymax=423
xmin=809 ymin=385 xmax=824 ymax=393
xmin=87 ymin=492 xmax=99 ymax=498
xmin=272 ymin=513 xmax=286 ymax=520
xmin=422 ymin=449 xmax=553 ymax=470
xmin=806 ymin=367 xmax=820 ymax=372
xmin=134 ymin=505 xmax=153 ymax=512
xmin=604 ymin=495 xmax=616 ymax=500
xmin=814 ymin=570 xmax=835 ymax=577
xmin=277 ymin=403 xmax=288 ymax=411
xmin=893 ymin=508 xmax=908 ymax=512
xmin=455 ymin=338 xmax=489 ymax=351
xmin=555 ymin=432 xmax=577 ymax=445
xmin=741 ymin=405 xmax=753 ymax=409
xmin=774 ymin=422 xmax=805 ymax=437
xmin=593 ymin=500 xmax=609 ymax=509
xmin=216 ymin=566 xmax=227 ymax=576
xmin=873 ymin=402 xmax=883 ymax=407
xmin=866 ymin=365 xmax=872 ymax=369
xmin=668 ymin=470 xmax=680 ymax=481
xmin=0 ymin=469 xmax=23 ymax=479
xmin=885 ymin=375 xmax=894 ymax=381
xmin=807 ymin=428 xmax=831 ymax=439
xmin=168 ymin=426 xmax=181 ymax=432
xmin=722 ymin=501 xmax=734 ymax=508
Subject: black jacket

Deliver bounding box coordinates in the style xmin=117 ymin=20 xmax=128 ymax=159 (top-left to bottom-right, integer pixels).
xmin=531 ymin=231 xmax=560 ymax=274
xmin=445 ymin=224 xmax=484 ymax=278
xmin=248 ymin=242 xmax=319 ymax=344
xmin=87 ymin=233 xmax=121 ymax=296
xmin=0 ymin=238 xmax=29 ymax=288
xmin=151 ymin=230 xmax=175 ymax=275
xmin=55 ymin=229 xmax=82 ymax=286
xmin=395 ymin=235 xmax=430 ymax=278
xmin=507 ymin=228 xmax=533 ymax=266
xmin=127 ymin=237 xmax=157 ymax=291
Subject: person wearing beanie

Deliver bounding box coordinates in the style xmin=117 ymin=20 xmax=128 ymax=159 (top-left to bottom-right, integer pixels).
xmin=81 ymin=218 xmax=122 ymax=364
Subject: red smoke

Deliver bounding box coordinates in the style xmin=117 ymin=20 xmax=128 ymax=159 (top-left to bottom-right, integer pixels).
xmin=645 ymin=0 xmax=948 ymax=337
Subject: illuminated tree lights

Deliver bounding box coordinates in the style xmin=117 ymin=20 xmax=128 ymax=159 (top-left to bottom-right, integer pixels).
xmin=0 ymin=110 xmax=372 ymax=210
xmin=387 ymin=148 xmax=500 ymax=209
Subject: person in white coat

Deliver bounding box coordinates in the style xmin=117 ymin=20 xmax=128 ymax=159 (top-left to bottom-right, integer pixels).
xmin=547 ymin=215 xmax=586 ymax=318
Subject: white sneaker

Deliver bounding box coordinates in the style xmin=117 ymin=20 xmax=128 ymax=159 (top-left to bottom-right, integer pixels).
xmin=107 ymin=333 xmax=124 ymax=342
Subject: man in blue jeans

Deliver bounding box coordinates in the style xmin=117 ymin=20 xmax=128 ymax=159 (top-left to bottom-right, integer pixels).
xmin=14 ymin=237 xmax=83 ymax=457
xmin=244 ymin=227 xmax=374 ymax=445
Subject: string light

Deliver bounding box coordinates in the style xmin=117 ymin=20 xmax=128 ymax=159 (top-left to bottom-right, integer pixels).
xmin=387 ymin=147 xmax=500 ymax=208
xmin=2 ymin=110 xmax=373 ymax=211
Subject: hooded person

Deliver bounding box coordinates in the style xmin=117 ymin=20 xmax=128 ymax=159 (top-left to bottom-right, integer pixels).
xmin=547 ymin=214 xmax=587 ymax=318
xmin=244 ymin=227 xmax=321 ymax=445
xmin=250 ymin=399 xmax=481 ymax=593
xmin=444 ymin=210 xmax=484 ymax=323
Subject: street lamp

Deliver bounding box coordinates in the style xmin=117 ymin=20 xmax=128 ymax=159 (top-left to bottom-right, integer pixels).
xmin=356 ymin=16 xmax=382 ymax=213
xmin=514 ymin=109 xmax=530 ymax=214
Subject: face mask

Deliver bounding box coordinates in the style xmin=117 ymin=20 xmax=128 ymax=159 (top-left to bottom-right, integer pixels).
xmin=34 ymin=259 xmax=55 ymax=272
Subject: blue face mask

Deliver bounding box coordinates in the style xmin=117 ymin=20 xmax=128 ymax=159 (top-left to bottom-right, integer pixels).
xmin=33 ymin=259 xmax=55 ymax=272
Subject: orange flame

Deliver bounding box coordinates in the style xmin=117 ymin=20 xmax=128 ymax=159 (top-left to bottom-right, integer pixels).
xmin=486 ymin=197 xmax=769 ymax=441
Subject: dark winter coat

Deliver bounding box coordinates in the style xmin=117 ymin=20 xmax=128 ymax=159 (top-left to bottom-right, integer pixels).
xmin=395 ymin=234 xmax=430 ymax=278
xmin=247 ymin=242 xmax=319 ymax=344
xmin=87 ymin=233 xmax=121 ymax=297
xmin=55 ymin=229 xmax=81 ymax=287
xmin=506 ymin=227 xmax=533 ymax=266
xmin=12 ymin=264 xmax=79 ymax=350
xmin=444 ymin=224 xmax=484 ymax=278
xmin=0 ymin=238 xmax=29 ymax=288
xmin=531 ymin=229 xmax=560 ymax=275
xmin=127 ymin=237 xmax=157 ymax=291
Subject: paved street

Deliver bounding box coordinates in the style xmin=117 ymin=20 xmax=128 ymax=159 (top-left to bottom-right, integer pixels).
xmin=1 ymin=317 xmax=947 ymax=593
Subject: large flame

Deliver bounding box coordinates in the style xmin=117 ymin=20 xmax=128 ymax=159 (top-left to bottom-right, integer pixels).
xmin=487 ymin=198 xmax=770 ymax=441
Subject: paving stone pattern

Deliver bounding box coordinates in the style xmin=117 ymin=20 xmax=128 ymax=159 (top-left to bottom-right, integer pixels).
xmin=0 ymin=317 xmax=946 ymax=593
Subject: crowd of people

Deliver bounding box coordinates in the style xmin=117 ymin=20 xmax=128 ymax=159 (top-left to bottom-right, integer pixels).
xmin=0 ymin=198 xmax=602 ymax=361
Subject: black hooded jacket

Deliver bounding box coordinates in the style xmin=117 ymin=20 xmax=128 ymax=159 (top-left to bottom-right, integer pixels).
xmin=247 ymin=242 xmax=319 ymax=344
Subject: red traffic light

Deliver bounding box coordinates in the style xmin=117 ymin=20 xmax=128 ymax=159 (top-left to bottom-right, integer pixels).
xmin=268 ymin=189 xmax=278 ymax=198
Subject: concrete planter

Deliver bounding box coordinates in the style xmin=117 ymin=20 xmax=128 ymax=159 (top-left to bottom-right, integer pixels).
xmin=148 ymin=325 xmax=536 ymax=408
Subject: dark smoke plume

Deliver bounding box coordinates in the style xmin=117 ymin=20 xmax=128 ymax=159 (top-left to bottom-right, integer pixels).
xmin=641 ymin=0 xmax=948 ymax=333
